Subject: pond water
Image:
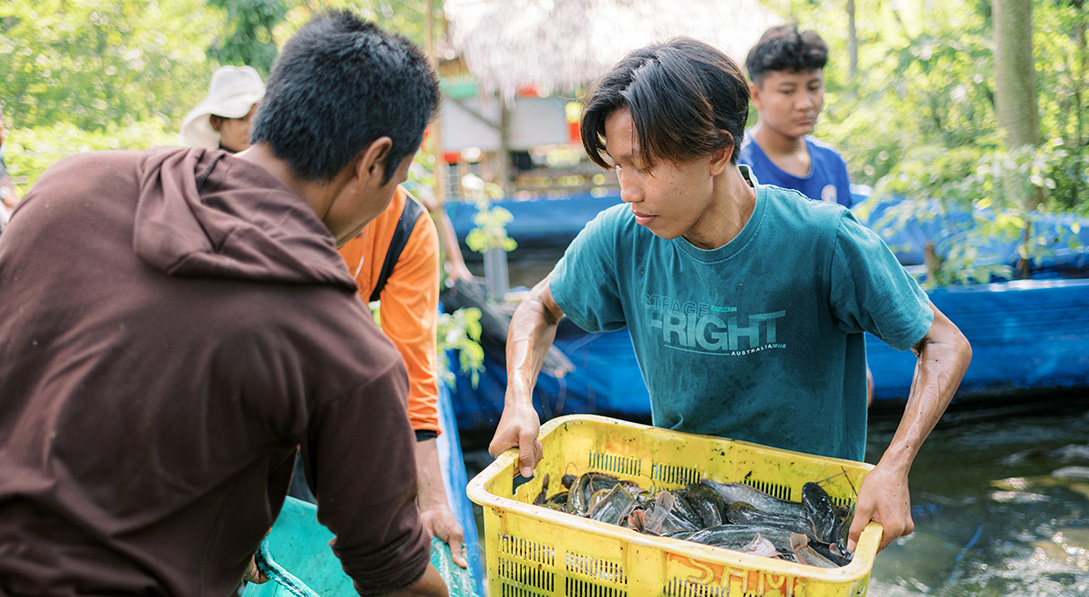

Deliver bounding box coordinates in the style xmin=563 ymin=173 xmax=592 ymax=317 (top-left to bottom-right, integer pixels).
xmin=461 ymin=400 xmax=1089 ymax=596
xmin=864 ymin=401 xmax=1089 ymax=596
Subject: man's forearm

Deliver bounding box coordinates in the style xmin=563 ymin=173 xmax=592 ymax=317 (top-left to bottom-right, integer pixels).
xmin=504 ymin=279 xmax=563 ymax=407
xmin=414 ymin=439 xmax=448 ymax=511
xmin=879 ymin=304 xmax=971 ymax=472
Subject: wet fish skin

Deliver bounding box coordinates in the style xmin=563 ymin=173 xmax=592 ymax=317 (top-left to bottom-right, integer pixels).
xmin=587 ymin=472 xmax=624 ymax=494
xmin=802 ymin=482 xmax=839 ymax=544
xmin=567 ymin=473 xmax=592 ymax=516
xmin=532 ymin=473 xmax=551 ymax=506
xmin=671 ymin=492 xmax=707 ymax=529
xmin=589 ymin=483 xmax=638 ymax=525
xmin=643 ymin=491 xmax=675 ymax=534
xmin=834 ymin=506 xmax=854 ymax=555
xmin=657 ymin=504 xmax=702 ymax=534
xmin=545 ymin=490 xmax=569 ymax=506
xmin=586 ymin=487 xmax=613 ymax=514
xmin=808 ymin=537 xmax=853 ymax=566
xmin=740 ymin=533 xmax=781 ymax=559
xmin=681 ymin=483 xmax=726 ymax=527
xmin=701 ymin=479 xmax=806 ymax=518
xmin=790 ymin=533 xmax=839 ymax=568
xmin=725 ymin=501 xmax=815 ymax=538
xmin=688 ymin=524 xmax=797 ymax=553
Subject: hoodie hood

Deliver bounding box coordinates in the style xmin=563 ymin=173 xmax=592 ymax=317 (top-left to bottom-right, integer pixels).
xmin=133 ymin=146 xmax=355 ymax=291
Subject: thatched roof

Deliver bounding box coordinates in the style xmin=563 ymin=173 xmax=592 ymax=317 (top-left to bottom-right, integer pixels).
xmin=444 ymin=0 xmax=783 ymax=101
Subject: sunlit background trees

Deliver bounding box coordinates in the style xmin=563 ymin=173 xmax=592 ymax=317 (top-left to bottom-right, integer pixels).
xmin=1 ymin=0 xmax=1086 ymax=217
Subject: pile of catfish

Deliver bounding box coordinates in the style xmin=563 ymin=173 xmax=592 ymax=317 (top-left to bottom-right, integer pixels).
xmin=532 ymin=472 xmax=854 ymax=568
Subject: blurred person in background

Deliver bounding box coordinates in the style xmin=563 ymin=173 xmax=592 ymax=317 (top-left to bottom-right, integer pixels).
xmin=180 ymin=65 xmax=264 ymax=153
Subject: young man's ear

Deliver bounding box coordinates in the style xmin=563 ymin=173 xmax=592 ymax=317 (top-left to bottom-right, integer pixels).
xmin=748 ymin=81 xmax=763 ymax=110
xmin=710 ymin=132 xmax=734 ymax=175
xmin=354 ymin=136 xmax=394 ymax=187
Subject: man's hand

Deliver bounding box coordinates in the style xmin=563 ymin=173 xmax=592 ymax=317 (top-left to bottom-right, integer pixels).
xmin=242 ymin=554 xmax=269 ymax=584
xmin=488 ymin=401 xmax=543 ymax=478
xmin=414 ymin=438 xmax=467 ymax=568
xmin=847 ymin=459 xmax=913 ymax=553
xmin=419 ymin=504 xmax=467 ymax=568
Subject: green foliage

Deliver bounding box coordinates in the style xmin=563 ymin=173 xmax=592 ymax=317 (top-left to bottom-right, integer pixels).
xmin=0 ymin=0 xmax=221 ymax=132
xmin=767 ymin=0 xmax=1087 ymax=191
xmin=436 ymin=307 xmax=485 ymax=388
xmin=276 ymin=0 xmax=439 ymax=53
xmin=4 ymin=119 xmax=178 ymax=189
xmin=465 ymin=201 xmax=517 ymax=254
xmin=873 ymin=139 xmax=1084 ymax=287
xmin=206 ymin=0 xmax=288 ymax=75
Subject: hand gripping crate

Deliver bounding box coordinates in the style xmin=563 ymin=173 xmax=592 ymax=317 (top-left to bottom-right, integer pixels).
xmin=467 ymin=415 xmax=883 ymax=597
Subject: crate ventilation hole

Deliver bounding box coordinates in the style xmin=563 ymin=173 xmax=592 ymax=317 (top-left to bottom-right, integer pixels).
xmin=566 ymin=551 xmax=627 ymax=583
xmin=587 ymin=451 xmax=641 ymax=477
xmin=664 ymin=578 xmax=762 ymax=597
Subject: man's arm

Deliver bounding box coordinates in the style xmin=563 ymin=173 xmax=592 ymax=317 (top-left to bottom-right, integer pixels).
xmin=378 ymin=205 xmax=467 ymax=567
xmin=488 ymin=275 xmax=566 ymax=477
xmin=848 ymin=302 xmax=971 ymax=552
xmin=414 ymin=438 xmax=466 ymax=568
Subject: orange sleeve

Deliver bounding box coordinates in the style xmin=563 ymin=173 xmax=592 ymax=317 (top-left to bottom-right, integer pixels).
xmin=378 ymin=209 xmax=441 ymax=435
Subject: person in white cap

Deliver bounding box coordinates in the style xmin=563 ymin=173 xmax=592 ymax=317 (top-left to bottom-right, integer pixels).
xmin=180 ymin=65 xmax=264 ymax=153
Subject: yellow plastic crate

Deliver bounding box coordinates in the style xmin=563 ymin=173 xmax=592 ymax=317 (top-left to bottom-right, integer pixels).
xmin=467 ymin=415 xmax=883 ymax=597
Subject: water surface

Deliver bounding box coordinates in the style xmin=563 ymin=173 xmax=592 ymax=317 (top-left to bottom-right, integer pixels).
xmin=865 ymin=401 xmax=1089 ymax=596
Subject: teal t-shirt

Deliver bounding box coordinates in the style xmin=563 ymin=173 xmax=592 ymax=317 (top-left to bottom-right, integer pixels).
xmin=550 ymin=183 xmax=933 ymax=461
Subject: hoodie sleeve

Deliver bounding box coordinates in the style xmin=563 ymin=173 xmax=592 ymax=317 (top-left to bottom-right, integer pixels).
xmin=303 ymin=359 xmax=431 ymax=595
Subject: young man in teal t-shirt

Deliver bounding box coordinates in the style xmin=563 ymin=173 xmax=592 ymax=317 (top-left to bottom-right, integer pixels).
xmin=487 ymin=38 xmax=972 ymax=554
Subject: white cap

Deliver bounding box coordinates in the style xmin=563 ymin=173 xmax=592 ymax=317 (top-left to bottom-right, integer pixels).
xmin=180 ymin=65 xmax=265 ymax=149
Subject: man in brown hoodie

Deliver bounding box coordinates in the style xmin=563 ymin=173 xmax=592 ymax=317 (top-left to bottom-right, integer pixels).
xmin=0 ymin=10 xmax=448 ymax=597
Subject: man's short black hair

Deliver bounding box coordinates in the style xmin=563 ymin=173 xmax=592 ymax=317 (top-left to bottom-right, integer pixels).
xmin=745 ymin=25 xmax=829 ymax=87
xmin=251 ymin=10 xmax=440 ymax=184
xmin=580 ymin=37 xmax=748 ymax=169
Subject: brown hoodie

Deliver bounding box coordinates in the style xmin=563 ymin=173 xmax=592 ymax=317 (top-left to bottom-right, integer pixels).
xmin=0 ymin=147 xmax=430 ymax=596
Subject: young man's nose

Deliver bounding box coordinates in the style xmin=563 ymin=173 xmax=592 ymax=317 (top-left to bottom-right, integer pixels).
xmin=619 ymin=181 xmax=641 ymax=204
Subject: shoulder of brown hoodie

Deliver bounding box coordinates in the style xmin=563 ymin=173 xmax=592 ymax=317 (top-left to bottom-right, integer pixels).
xmin=0 ymin=147 xmax=430 ymax=596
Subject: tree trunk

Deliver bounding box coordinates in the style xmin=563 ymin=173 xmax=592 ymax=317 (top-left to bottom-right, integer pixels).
xmin=425 ymin=0 xmax=446 ymax=204
xmin=994 ymin=0 xmax=1042 ymax=278
xmin=993 ymin=0 xmax=1040 ymax=152
xmin=847 ymin=0 xmax=858 ymax=84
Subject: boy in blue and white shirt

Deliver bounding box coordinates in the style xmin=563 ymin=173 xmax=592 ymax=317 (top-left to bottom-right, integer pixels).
xmin=740 ymin=25 xmax=853 ymax=208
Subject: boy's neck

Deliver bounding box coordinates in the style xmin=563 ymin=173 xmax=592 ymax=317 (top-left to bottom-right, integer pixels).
xmin=752 ymin=121 xmax=807 ymax=158
xmin=752 ymin=122 xmax=811 ymax=178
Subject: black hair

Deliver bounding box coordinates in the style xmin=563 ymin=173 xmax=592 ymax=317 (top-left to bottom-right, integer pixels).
xmin=580 ymin=37 xmax=748 ymax=169
xmin=745 ymin=25 xmax=829 ymax=87
xmin=250 ymin=10 xmax=440 ymax=184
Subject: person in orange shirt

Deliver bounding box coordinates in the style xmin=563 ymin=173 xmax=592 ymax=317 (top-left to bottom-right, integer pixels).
xmin=335 ymin=184 xmax=469 ymax=568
